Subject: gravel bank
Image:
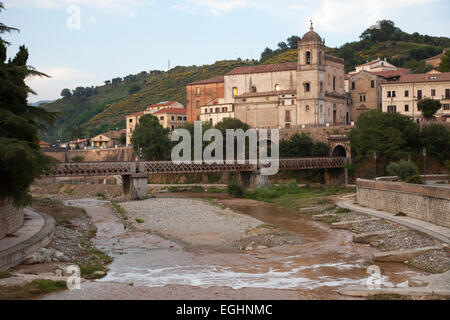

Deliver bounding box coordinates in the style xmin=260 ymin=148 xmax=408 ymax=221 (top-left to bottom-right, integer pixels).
xmin=371 ymin=230 xmax=436 ymax=252
xmin=348 ymin=219 xmax=401 ymax=234
xmin=411 ymin=249 xmax=450 ymax=274
xmin=119 ymin=198 xmax=302 ymax=251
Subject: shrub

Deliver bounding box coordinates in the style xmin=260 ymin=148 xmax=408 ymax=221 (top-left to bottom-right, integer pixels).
xmin=336 ymin=208 xmax=351 ymax=214
xmin=405 ymin=175 xmax=424 ymax=184
xmin=227 ymin=181 xmax=245 ymax=197
xmin=71 ymin=155 xmax=84 ymax=162
xmin=386 ymin=160 xmax=418 ymax=181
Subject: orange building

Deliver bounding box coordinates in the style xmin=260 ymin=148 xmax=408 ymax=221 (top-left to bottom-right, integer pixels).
xmin=186 ymin=76 xmax=224 ymax=122
xmin=426 ymin=51 xmax=447 ymax=68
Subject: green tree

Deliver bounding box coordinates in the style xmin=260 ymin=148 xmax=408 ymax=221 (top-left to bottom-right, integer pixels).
xmin=131 ymin=114 xmax=170 ymax=161
xmin=287 ymin=35 xmax=301 ymax=49
xmin=387 ymin=160 xmax=419 ymax=181
xmin=0 ymin=2 xmax=58 ymax=206
xmin=60 ymin=88 xmax=72 ymax=98
xmin=119 ymin=133 xmax=126 ymax=146
xmin=214 ymin=117 xmax=250 ymax=134
xmin=348 ymin=110 xmax=420 ymax=164
xmin=420 ymin=124 xmax=450 ymax=164
xmin=128 ymin=84 xmax=141 ymax=95
xmin=439 ymin=50 xmax=450 ymax=72
xmin=418 ymin=98 xmax=442 ymax=119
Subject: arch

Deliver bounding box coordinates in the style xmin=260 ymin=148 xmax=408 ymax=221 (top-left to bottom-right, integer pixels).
xmin=331 ymin=145 xmax=346 ymax=157
xmin=306 ymin=51 xmax=311 ymax=64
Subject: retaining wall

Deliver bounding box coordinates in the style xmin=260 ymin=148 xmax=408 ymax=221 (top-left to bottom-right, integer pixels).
xmin=0 ymin=201 xmax=24 ymax=240
xmin=357 ymin=179 xmax=450 ymax=228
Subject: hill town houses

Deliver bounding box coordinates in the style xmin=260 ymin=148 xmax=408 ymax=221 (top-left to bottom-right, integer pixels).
xmin=125 ymin=24 xmax=450 ymax=145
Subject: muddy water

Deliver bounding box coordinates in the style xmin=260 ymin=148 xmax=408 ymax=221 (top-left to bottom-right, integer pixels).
xmin=44 ymin=196 xmax=426 ymax=300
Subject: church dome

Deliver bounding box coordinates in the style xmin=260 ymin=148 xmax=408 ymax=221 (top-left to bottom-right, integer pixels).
xmin=301 ymin=23 xmax=322 ymax=43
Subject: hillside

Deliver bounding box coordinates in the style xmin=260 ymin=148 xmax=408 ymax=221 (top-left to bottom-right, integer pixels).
xmin=85 ymin=60 xmax=254 ymax=129
xmin=41 ymin=72 xmax=158 ymax=142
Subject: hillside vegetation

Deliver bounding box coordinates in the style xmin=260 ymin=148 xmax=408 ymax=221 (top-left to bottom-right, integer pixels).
xmin=42 ymin=72 xmax=155 ymax=141
xmin=262 ymin=20 xmax=448 ymax=73
xmin=86 ymin=60 xmax=254 ymax=129
xmin=41 ymin=20 xmax=449 ymax=142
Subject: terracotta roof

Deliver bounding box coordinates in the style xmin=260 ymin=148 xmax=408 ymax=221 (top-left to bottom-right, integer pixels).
xmin=39 ymin=141 xmax=50 ymax=147
xmin=153 ymin=108 xmax=187 ymax=115
xmin=70 ymin=138 xmax=89 ymax=143
xmin=326 ymin=54 xmax=344 ymax=64
xmin=126 ymin=110 xmax=146 ymax=117
xmin=97 ymin=130 xmax=123 ymax=140
xmin=426 ymin=51 xmax=445 ymax=61
xmin=384 ymin=72 xmax=450 ymax=84
xmin=370 ymin=68 xmax=411 ymax=79
xmin=146 ymin=101 xmax=179 ymax=109
xmin=358 ymin=59 xmax=381 ymax=67
xmin=236 ymin=89 xmax=296 ymax=98
xmin=344 ymin=74 xmax=350 ymax=80
xmin=226 ymin=62 xmax=297 ymax=76
xmin=188 ymin=76 xmax=224 ymax=85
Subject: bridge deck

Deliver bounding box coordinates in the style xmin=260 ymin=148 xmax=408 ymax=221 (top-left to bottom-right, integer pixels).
xmin=48 ymin=157 xmax=346 ymax=177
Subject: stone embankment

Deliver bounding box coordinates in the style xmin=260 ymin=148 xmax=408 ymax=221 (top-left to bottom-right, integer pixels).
xmin=313 ymin=206 xmax=450 ymax=274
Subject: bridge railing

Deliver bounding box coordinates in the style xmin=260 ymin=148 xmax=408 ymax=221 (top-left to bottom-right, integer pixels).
xmin=48 ymin=157 xmax=346 ymax=177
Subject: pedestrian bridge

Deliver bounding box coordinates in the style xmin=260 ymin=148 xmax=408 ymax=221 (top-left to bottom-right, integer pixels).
xmin=49 ymin=157 xmax=346 ymax=177
xmin=47 ymin=157 xmax=347 ymax=200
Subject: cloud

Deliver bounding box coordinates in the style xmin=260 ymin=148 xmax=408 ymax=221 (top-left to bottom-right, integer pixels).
xmin=172 ymin=0 xmax=252 ymax=15
xmin=7 ymin=0 xmax=146 ymax=17
xmin=26 ymin=66 xmax=96 ymax=102
xmin=311 ymin=0 xmax=438 ymax=33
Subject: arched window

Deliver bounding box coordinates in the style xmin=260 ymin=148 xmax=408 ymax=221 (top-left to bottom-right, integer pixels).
xmin=305 ymin=105 xmax=310 ymax=111
xmin=251 ymin=86 xmax=257 ymax=93
xmin=275 ymin=84 xmax=280 ymax=91
xmin=306 ymin=51 xmax=311 ymax=65
xmin=232 ymin=87 xmax=238 ymax=97
xmin=318 ymin=51 xmax=322 ymax=65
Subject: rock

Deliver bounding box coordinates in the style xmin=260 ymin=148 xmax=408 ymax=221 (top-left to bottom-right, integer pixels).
xmin=54 ymin=251 xmax=64 ymax=258
xmin=93 ymin=271 xmax=106 ymax=276
xmin=256 ymin=245 xmax=267 ymax=250
xmin=22 ymin=255 xmax=38 ymax=265
xmin=245 ymin=246 xmax=253 ymax=251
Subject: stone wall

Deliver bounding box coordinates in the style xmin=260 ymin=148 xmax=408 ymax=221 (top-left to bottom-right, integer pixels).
xmin=44 ymin=146 xmax=136 ymax=163
xmin=357 ymin=179 xmax=450 ymax=228
xmin=280 ymin=125 xmax=353 ymax=143
xmin=0 ymin=201 xmax=24 ymax=240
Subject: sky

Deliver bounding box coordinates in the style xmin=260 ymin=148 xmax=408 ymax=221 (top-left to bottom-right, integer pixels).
xmin=1 ymin=0 xmax=449 ymax=103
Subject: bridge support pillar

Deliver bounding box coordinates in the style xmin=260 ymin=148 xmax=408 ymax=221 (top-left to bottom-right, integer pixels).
xmin=250 ymin=172 xmax=269 ymax=189
xmin=324 ymin=168 xmax=347 ymax=186
xmin=122 ymin=174 xmax=148 ymax=200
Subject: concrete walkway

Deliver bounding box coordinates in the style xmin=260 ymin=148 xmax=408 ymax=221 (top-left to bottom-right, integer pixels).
xmin=338 ymin=201 xmax=450 ymax=245
xmin=0 ymin=208 xmax=55 ymax=271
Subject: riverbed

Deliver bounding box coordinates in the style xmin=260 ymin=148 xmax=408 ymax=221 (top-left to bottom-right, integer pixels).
xmin=42 ymin=195 xmax=426 ymax=300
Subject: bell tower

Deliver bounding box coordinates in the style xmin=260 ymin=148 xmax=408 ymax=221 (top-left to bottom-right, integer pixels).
xmin=297 ymin=21 xmax=326 ymax=126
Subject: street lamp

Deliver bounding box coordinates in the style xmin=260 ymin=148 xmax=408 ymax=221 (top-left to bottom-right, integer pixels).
xmin=373 ymin=151 xmax=377 ymax=180
xmin=423 ymin=148 xmax=427 ymax=177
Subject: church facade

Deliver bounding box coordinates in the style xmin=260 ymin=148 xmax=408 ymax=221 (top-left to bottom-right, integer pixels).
xmin=197 ymin=24 xmax=349 ymax=128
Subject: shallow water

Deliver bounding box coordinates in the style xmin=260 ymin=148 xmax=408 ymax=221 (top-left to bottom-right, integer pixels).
xmin=59 ymin=196 xmax=426 ymax=299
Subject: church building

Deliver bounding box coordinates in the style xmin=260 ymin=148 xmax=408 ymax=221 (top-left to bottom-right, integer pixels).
xmin=197 ymin=23 xmax=349 ymax=128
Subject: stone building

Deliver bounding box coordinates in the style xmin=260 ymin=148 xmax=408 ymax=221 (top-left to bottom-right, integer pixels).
xmin=426 ymin=50 xmax=447 ymax=68
xmin=186 ymin=76 xmax=224 ymax=122
xmin=380 ymin=70 xmax=450 ymax=121
xmin=125 ymin=101 xmax=184 ymax=145
xmin=91 ymin=130 xmax=124 ymax=148
xmin=153 ymin=108 xmax=187 ymax=131
xmin=345 ymin=56 xmax=410 ymax=121
xmin=347 ymin=68 xmax=410 ymax=121
xmin=194 ymin=24 xmax=349 ymax=129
